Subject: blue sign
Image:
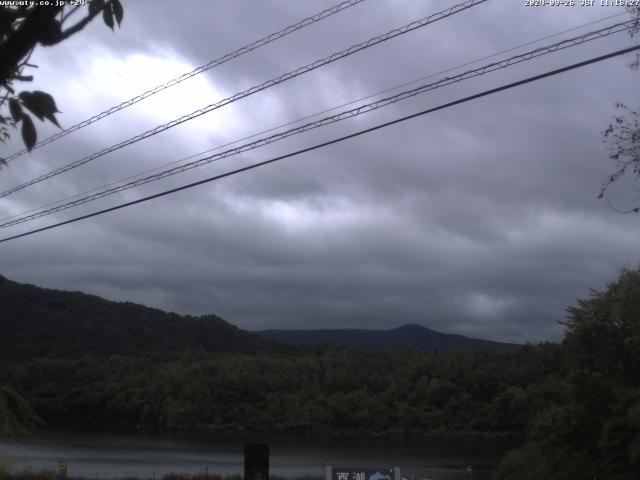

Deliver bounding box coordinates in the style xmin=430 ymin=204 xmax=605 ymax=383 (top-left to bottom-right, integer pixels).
xmin=325 ymin=466 xmax=400 ymax=480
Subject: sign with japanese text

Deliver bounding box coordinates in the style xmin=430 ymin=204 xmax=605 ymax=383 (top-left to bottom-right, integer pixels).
xmin=325 ymin=466 xmax=400 ymax=480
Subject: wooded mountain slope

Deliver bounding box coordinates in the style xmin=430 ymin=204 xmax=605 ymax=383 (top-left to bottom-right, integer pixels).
xmin=0 ymin=275 xmax=279 ymax=359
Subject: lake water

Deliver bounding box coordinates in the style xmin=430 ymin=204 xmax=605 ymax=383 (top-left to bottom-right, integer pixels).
xmin=0 ymin=429 xmax=514 ymax=480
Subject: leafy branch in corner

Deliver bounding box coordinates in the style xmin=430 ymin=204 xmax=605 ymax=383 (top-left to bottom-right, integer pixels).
xmin=0 ymin=0 xmax=124 ymax=166
xmin=599 ymin=6 xmax=640 ymax=213
xmin=599 ymin=103 xmax=640 ymax=213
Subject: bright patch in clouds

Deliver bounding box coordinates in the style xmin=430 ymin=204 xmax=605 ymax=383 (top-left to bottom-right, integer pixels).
xmin=235 ymin=197 xmax=353 ymax=232
xmin=463 ymin=292 xmax=517 ymax=319
xmin=40 ymin=46 xmax=237 ymax=138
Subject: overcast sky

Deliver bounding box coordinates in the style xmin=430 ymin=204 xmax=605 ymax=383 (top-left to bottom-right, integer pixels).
xmin=1 ymin=0 xmax=638 ymax=343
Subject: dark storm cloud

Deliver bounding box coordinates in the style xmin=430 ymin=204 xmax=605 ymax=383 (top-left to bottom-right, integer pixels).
xmin=1 ymin=0 xmax=638 ymax=343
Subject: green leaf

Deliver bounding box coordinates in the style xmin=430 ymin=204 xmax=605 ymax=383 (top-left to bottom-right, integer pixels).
xmin=19 ymin=92 xmax=44 ymax=121
xmin=111 ymin=0 xmax=123 ymax=26
xmin=19 ymin=90 xmax=61 ymax=127
xmin=20 ymin=114 xmax=36 ymax=151
xmin=31 ymin=91 xmax=60 ymax=112
xmin=45 ymin=112 xmax=60 ymax=128
xmin=89 ymin=0 xmax=105 ymax=16
xmin=103 ymin=4 xmax=114 ymax=30
xmin=8 ymin=98 xmax=22 ymax=122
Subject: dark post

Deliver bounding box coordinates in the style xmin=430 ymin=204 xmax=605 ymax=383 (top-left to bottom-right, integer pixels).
xmin=57 ymin=460 xmax=68 ymax=480
xmin=244 ymin=444 xmax=269 ymax=480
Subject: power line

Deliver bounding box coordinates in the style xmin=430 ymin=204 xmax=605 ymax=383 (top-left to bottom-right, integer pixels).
xmin=2 ymin=18 xmax=634 ymax=229
xmin=2 ymin=10 xmax=625 ymax=225
xmin=0 ymin=0 xmax=489 ymax=199
xmin=1 ymin=44 xmax=637 ymax=245
xmin=2 ymin=0 xmax=367 ymax=162
xmin=4 ymin=10 xmax=625 ymax=225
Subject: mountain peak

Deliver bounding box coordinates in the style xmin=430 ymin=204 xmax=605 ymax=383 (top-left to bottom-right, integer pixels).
xmin=391 ymin=323 xmax=431 ymax=332
xmin=258 ymin=324 xmax=516 ymax=351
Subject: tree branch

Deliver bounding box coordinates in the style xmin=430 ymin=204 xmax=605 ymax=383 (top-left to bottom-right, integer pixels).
xmin=8 ymin=74 xmax=33 ymax=82
xmin=57 ymin=4 xmax=106 ymax=42
xmin=0 ymin=6 xmax=63 ymax=84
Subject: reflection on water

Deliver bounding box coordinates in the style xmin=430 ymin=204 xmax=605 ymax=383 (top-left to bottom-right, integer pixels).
xmin=0 ymin=429 xmax=514 ymax=480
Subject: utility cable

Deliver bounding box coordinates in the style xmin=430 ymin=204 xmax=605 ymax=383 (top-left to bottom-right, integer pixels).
xmin=2 ymin=0 xmax=367 ymax=162
xmin=1 ymin=18 xmax=634 ymax=228
xmin=1 ymin=44 xmax=637 ymax=244
xmin=0 ymin=0 xmax=489 ymax=199
xmin=1 ymin=10 xmax=626 ymax=224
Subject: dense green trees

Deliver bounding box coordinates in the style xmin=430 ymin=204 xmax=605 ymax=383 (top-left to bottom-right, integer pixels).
xmin=493 ymin=267 xmax=640 ymax=479
xmin=0 ymin=385 xmax=40 ymax=436
xmin=0 ymin=345 xmax=561 ymax=437
xmin=2 ymin=268 xmax=638 ymax=477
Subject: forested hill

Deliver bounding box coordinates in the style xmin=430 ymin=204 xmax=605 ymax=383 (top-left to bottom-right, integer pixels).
xmin=2 ymin=268 xmax=640 ymax=477
xmin=256 ymin=323 xmax=516 ymax=351
xmin=0 ymin=275 xmax=280 ymax=359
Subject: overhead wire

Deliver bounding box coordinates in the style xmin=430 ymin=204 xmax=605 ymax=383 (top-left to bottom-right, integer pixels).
xmin=0 ymin=0 xmax=489 ymax=199
xmin=2 ymin=9 xmax=626 ymax=226
xmin=2 ymin=0 xmax=368 ymax=162
xmin=1 ymin=18 xmax=635 ymax=229
xmin=1 ymin=44 xmax=638 ymax=244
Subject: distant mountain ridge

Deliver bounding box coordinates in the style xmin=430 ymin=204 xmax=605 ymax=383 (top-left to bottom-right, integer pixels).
xmin=256 ymin=323 xmax=516 ymax=351
xmin=0 ymin=274 xmax=513 ymax=359
xmin=0 ymin=275 xmax=280 ymax=359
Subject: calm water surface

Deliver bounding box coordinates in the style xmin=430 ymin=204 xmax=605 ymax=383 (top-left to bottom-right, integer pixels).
xmin=0 ymin=429 xmax=515 ymax=480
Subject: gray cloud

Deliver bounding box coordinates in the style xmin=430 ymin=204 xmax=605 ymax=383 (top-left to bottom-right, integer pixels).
xmin=1 ymin=0 xmax=638 ymax=344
